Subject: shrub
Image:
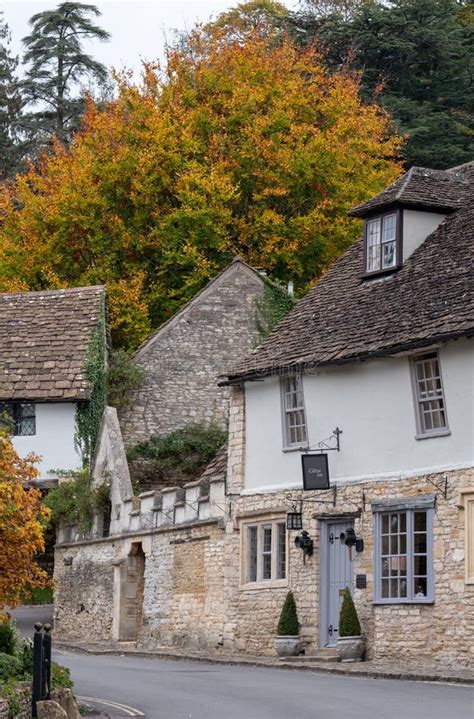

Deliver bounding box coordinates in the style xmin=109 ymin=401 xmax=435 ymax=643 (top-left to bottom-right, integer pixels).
xmin=127 ymin=423 xmax=227 ymax=492
xmin=0 ymin=620 xmax=16 ymax=656
xmin=51 ymin=662 xmax=73 ymax=689
xmin=338 ymin=588 xmax=361 ymax=638
xmin=45 ymin=469 xmax=110 ymax=532
xmin=17 ymin=640 xmax=33 ymax=677
xmin=276 ymin=591 xmax=299 ymax=636
xmin=0 ymin=653 xmax=22 ymax=681
xmin=106 ymin=349 xmax=144 ymax=413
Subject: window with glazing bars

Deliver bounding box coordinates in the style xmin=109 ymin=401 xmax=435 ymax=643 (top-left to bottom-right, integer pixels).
xmin=374 ymin=509 xmax=434 ymax=603
xmin=411 ymin=352 xmax=448 ymax=435
xmin=365 ymin=213 xmax=397 ymax=273
xmin=0 ymin=402 xmax=36 ymax=436
xmin=246 ymin=521 xmax=287 ymax=583
xmin=281 ymin=375 xmax=307 ymax=448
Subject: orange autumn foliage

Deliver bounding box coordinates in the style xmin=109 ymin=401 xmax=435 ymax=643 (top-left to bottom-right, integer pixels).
xmin=0 ymin=30 xmax=403 ymax=349
xmin=0 ymin=427 xmax=50 ymax=615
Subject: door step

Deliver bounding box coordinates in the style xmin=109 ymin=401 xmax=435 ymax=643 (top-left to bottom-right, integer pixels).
xmin=281 ymin=648 xmax=340 ymax=663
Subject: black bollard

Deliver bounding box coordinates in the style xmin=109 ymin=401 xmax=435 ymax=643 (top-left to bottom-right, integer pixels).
xmin=31 ymin=623 xmax=44 ymax=718
xmin=42 ymin=624 xmax=52 ymax=700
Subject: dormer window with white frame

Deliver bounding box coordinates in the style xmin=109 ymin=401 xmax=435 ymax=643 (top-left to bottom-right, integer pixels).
xmin=364 ymin=210 xmax=401 ymax=276
xmin=280 ymin=375 xmax=308 ymax=450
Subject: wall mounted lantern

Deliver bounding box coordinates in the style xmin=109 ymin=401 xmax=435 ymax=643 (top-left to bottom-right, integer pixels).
xmin=343 ymin=527 xmax=364 ymax=553
xmin=294 ymin=530 xmax=314 ymax=561
xmin=286 ymin=511 xmax=303 ymax=530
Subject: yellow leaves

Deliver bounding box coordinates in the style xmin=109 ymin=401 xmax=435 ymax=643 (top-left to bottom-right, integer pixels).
xmin=0 ymin=427 xmax=50 ymax=613
xmin=0 ymin=28 xmax=403 ymax=349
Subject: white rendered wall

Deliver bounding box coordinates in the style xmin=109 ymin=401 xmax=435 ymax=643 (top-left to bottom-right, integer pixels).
xmin=12 ymin=402 xmax=81 ymax=479
xmin=403 ymin=209 xmax=446 ymax=261
xmin=244 ymin=339 xmax=474 ymax=492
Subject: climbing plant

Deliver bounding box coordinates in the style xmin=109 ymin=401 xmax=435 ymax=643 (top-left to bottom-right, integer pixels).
xmin=255 ymin=278 xmax=296 ymax=342
xmin=74 ymin=298 xmax=107 ymax=467
xmin=45 ymin=469 xmax=111 ymax=532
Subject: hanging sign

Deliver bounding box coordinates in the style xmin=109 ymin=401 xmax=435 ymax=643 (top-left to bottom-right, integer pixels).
xmin=301 ymin=453 xmax=330 ymax=490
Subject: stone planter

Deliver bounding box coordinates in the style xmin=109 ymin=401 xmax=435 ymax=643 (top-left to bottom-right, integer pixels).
xmin=336 ymin=635 xmax=365 ymax=662
xmin=273 ymin=635 xmax=301 ymax=657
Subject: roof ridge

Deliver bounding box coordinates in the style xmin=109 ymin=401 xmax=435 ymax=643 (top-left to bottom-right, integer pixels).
xmin=394 ymin=166 xmax=416 ymax=201
xmin=0 ymin=285 xmax=105 ymax=299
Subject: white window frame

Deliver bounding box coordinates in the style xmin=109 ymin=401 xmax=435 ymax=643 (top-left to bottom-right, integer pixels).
xmin=410 ymin=350 xmax=450 ymax=439
xmin=240 ymin=517 xmax=288 ymax=590
xmin=365 ymin=212 xmax=399 ymax=274
xmin=280 ymin=375 xmax=308 ymax=450
xmin=373 ymin=505 xmax=434 ymax=604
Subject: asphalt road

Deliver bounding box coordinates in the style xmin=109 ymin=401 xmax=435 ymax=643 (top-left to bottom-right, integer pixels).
xmin=56 ymin=650 xmax=473 ymax=719
xmin=11 ymin=607 xmax=474 ymax=719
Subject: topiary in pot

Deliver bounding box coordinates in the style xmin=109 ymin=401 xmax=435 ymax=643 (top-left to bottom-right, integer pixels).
xmin=274 ymin=591 xmax=301 ymax=657
xmin=336 ymin=588 xmax=364 ymax=662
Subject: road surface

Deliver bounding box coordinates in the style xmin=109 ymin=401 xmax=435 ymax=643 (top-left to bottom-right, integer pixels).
xmin=12 ymin=607 xmax=474 ymax=719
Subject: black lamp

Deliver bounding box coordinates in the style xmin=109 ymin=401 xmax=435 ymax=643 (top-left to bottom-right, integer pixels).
xmin=286 ymin=512 xmax=303 ymax=530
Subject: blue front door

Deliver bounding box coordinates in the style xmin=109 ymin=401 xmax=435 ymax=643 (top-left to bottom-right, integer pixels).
xmin=321 ymin=520 xmax=354 ymax=646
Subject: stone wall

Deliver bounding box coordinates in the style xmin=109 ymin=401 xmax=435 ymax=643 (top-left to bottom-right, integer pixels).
xmin=54 ymin=540 xmax=116 ymax=642
xmin=221 ymin=467 xmax=474 ymax=667
xmin=120 ymin=259 xmax=264 ymax=447
xmin=54 ymin=519 xmax=227 ymax=651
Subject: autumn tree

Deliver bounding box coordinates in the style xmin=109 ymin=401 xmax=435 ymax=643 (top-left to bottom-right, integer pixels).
xmin=20 ymin=2 xmax=110 ymax=152
xmin=0 ymin=426 xmax=49 ymax=614
xmin=0 ymin=30 xmax=402 ymax=349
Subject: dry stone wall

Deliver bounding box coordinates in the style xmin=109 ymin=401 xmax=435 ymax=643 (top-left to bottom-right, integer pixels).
xmin=121 ymin=260 xmax=264 ymax=447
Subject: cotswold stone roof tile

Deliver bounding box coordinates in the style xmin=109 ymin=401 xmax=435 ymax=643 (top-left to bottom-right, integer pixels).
xmin=0 ymin=285 xmax=105 ymax=401
xmin=228 ymin=163 xmax=474 ymax=381
xmin=348 ymin=165 xmax=469 ymax=218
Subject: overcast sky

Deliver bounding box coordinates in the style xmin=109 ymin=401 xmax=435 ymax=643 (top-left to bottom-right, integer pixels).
xmin=3 ymin=1 xmax=297 ymax=79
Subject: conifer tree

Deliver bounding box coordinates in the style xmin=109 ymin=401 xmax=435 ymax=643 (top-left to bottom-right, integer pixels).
xmin=0 ymin=13 xmax=22 ymax=179
xmin=20 ymin=2 xmax=110 ymax=151
xmin=290 ymin=0 xmax=474 ymax=168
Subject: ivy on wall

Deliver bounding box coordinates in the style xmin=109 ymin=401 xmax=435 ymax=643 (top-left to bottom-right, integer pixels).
xmin=74 ymin=297 xmax=107 ymax=467
xmin=255 ymin=278 xmax=296 ymax=343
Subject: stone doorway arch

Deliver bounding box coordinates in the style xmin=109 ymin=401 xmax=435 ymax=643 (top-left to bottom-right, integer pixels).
xmin=116 ymin=542 xmax=145 ymax=641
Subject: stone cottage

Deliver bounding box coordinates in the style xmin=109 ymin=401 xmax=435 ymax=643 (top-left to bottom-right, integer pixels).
xmin=53 ymin=162 xmax=473 ymax=669
xmin=120 ymin=257 xmax=265 ymax=447
xmin=0 ymin=286 xmax=106 ymax=483
xmin=221 ymin=161 xmax=474 ymax=666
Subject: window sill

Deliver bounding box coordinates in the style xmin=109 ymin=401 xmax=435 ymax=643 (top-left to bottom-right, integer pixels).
xmin=415 ymin=429 xmax=451 ymax=441
xmin=361 ymin=265 xmax=401 ymax=281
xmin=282 ymin=445 xmax=308 ymax=453
xmin=373 ymin=599 xmax=434 ymax=606
xmin=240 ymin=579 xmax=288 ymax=591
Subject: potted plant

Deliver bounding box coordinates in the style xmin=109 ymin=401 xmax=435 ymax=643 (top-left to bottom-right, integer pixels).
xmin=273 ymin=590 xmax=301 ymax=657
xmin=336 ymin=587 xmax=365 ymax=662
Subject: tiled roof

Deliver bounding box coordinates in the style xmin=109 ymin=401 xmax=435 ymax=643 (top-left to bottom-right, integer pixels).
xmin=200 ymin=444 xmax=228 ymax=479
xmin=348 ymin=166 xmax=468 ymax=218
xmin=0 ymin=285 xmax=105 ymax=401
xmin=226 ymin=163 xmax=473 ymax=382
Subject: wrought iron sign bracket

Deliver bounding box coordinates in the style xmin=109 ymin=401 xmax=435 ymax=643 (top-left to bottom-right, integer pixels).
xmin=305 ymin=427 xmax=342 ymax=454
xmin=426 ymin=475 xmax=448 ymax=501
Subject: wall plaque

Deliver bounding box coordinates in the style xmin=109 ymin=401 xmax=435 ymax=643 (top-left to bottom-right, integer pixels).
xmin=356 ymin=574 xmax=367 ymax=589
xmin=301 ymin=453 xmax=330 ymax=490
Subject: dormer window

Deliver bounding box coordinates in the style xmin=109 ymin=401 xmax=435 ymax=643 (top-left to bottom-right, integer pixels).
xmin=364 ymin=211 xmax=401 ymax=275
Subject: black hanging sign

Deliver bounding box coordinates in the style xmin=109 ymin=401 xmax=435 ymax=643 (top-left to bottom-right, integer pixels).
xmin=301 ymin=453 xmax=330 ymax=490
